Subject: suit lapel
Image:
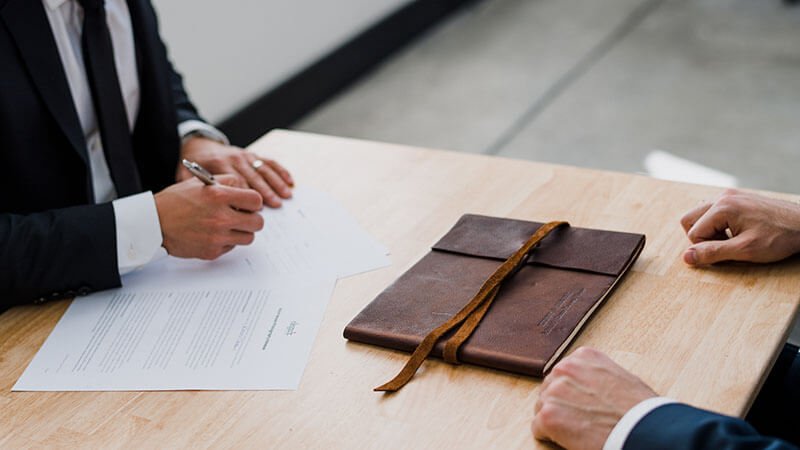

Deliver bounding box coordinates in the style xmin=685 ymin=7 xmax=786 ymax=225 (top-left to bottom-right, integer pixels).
xmin=0 ymin=0 xmax=88 ymax=166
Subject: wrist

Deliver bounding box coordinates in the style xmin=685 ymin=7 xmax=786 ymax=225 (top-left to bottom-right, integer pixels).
xmin=179 ymin=121 xmax=229 ymax=148
xmin=153 ymin=190 xmax=172 ymax=252
xmin=603 ymin=397 xmax=677 ymax=450
xmin=181 ymin=133 xmax=224 ymax=151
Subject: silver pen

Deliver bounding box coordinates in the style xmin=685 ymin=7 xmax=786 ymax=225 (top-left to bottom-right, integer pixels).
xmin=182 ymin=159 xmax=216 ymax=185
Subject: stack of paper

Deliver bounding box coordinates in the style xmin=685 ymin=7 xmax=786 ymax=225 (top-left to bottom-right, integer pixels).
xmin=14 ymin=187 xmax=390 ymax=391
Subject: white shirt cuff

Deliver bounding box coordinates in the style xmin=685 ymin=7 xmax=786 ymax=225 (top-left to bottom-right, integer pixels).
xmin=603 ymin=397 xmax=678 ymax=450
xmin=178 ymin=120 xmax=230 ymax=146
xmin=112 ymin=192 xmax=167 ymax=276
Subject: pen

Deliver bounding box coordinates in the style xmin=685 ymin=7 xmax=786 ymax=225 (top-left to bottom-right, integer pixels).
xmin=182 ymin=159 xmax=216 ymax=185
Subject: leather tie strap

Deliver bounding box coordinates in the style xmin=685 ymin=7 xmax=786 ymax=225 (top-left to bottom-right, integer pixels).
xmin=79 ymin=0 xmax=142 ymax=196
xmin=375 ymin=220 xmax=569 ymax=392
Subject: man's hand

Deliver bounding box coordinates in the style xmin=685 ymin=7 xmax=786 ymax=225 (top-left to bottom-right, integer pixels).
xmin=154 ymin=175 xmax=265 ymax=260
xmin=179 ymin=137 xmax=294 ymax=208
xmin=680 ymin=189 xmax=800 ymax=266
xmin=532 ymin=347 xmax=657 ymax=450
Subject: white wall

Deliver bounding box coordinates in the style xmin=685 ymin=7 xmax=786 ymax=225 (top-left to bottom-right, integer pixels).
xmin=152 ymin=0 xmax=414 ymax=124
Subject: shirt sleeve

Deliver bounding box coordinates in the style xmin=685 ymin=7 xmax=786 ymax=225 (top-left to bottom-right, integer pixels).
xmin=603 ymin=397 xmax=679 ymax=450
xmin=178 ymin=120 xmax=230 ymax=145
xmin=112 ymin=191 xmax=167 ymax=276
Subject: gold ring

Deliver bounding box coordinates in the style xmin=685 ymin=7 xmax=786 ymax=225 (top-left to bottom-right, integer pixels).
xmin=252 ymin=159 xmax=264 ymax=170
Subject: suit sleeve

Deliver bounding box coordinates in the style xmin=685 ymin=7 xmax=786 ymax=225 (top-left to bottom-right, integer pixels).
xmin=167 ymin=58 xmax=203 ymax=125
xmin=160 ymin=29 xmax=202 ymax=125
xmin=0 ymin=203 xmax=121 ymax=310
xmin=624 ymin=403 xmax=798 ymax=450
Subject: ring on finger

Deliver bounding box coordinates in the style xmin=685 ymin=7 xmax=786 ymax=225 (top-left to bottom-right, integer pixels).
xmin=251 ymin=159 xmax=265 ymax=170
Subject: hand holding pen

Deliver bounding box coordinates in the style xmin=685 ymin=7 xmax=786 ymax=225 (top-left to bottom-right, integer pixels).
xmin=151 ymin=160 xmax=265 ymax=260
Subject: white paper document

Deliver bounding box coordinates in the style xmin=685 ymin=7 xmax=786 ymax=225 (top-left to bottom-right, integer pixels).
xmin=118 ymin=186 xmax=390 ymax=291
xmin=14 ymin=187 xmax=389 ymax=391
xmin=13 ymin=282 xmax=333 ymax=391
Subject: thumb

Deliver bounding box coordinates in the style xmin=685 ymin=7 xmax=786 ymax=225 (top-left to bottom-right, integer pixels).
xmin=684 ymin=238 xmax=742 ymax=266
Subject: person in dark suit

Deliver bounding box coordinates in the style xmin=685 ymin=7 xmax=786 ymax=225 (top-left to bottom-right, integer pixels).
xmin=531 ymin=189 xmax=800 ymax=449
xmin=0 ymin=0 xmax=294 ymax=311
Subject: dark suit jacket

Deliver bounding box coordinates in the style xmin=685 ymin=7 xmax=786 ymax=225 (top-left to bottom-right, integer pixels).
xmin=624 ymin=403 xmax=798 ymax=450
xmin=0 ymin=0 xmax=203 ymax=310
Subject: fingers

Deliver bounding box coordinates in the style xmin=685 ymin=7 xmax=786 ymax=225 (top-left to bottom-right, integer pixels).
xmin=534 ymin=375 xmax=552 ymax=415
xmin=200 ymin=219 xmax=261 ymax=259
xmin=181 ymin=143 xmax=294 ymax=208
xmin=201 ymin=212 xmax=262 ymax=258
xmin=532 ymin=346 xmax=658 ymax=449
xmin=683 ymin=189 xmax=747 ymax=241
xmin=538 ymin=375 xmax=552 ymax=397
xmin=234 ymin=157 xmax=285 ymax=208
xmin=532 ymin=388 xmax=566 ymax=444
xmin=242 ymin=151 xmax=293 ymax=189
xmin=684 ymin=235 xmax=748 ymax=266
xmin=265 ymin=158 xmax=294 ymax=187
xmin=229 ymin=209 xmax=265 ymax=233
xmin=245 ymin=154 xmax=292 ymax=199
xmin=207 ymin=184 xmax=264 ymax=253
xmin=218 ymin=186 xmax=264 ymax=212
xmin=686 ymin=204 xmax=731 ymax=244
xmin=158 ymin=174 xmax=267 ymax=260
xmin=680 ymin=202 xmax=713 ymax=233
xmin=228 ymin=230 xmax=257 ymax=246
xmin=681 ymin=190 xmax=754 ymax=265
xmin=533 ymin=395 xmax=543 ymax=415
xmin=531 ymin=415 xmax=552 ymax=442
xmin=255 ymin=162 xmax=292 ymax=199
xmin=532 ymin=361 xmax=569 ymax=443
xmin=215 ymin=173 xmax=247 ymax=189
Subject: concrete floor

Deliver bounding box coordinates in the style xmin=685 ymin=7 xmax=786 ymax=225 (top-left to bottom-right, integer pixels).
xmin=296 ymin=0 xmax=800 ymax=343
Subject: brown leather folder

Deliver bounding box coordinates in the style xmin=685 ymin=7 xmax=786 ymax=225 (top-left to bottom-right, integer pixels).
xmin=344 ymin=214 xmax=645 ymax=377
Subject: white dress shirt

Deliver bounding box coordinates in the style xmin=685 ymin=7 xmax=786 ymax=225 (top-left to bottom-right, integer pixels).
xmin=43 ymin=0 xmax=227 ymax=275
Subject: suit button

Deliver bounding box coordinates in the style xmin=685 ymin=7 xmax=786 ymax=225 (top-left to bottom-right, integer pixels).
xmin=78 ymin=287 xmax=91 ymax=296
xmin=34 ymin=297 xmax=46 ymax=305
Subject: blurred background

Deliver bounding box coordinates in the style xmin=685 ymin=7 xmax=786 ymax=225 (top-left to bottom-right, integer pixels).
xmin=153 ymin=0 xmax=799 ymax=194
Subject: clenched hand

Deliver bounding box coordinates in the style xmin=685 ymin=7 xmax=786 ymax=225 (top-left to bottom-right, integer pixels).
xmin=680 ymin=189 xmax=800 ymax=265
xmin=532 ymin=347 xmax=657 ymax=450
xmin=154 ymin=174 xmax=265 ymax=260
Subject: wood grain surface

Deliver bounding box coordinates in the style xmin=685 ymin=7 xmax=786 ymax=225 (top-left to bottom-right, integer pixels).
xmin=1 ymin=130 xmax=798 ymax=449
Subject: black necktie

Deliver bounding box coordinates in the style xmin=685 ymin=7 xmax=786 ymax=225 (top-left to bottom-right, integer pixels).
xmin=78 ymin=0 xmax=142 ymax=197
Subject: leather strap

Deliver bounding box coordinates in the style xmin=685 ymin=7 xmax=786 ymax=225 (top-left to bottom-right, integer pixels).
xmin=375 ymin=220 xmax=569 ymax=392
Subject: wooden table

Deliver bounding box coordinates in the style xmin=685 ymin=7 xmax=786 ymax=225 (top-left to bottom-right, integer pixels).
xmin=2 ymin=130 xmax=799 ymax=448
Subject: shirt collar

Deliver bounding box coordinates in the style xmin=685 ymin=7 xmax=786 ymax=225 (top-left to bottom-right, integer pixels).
xmin=44 ymin=0 xmax=70 ymax=10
